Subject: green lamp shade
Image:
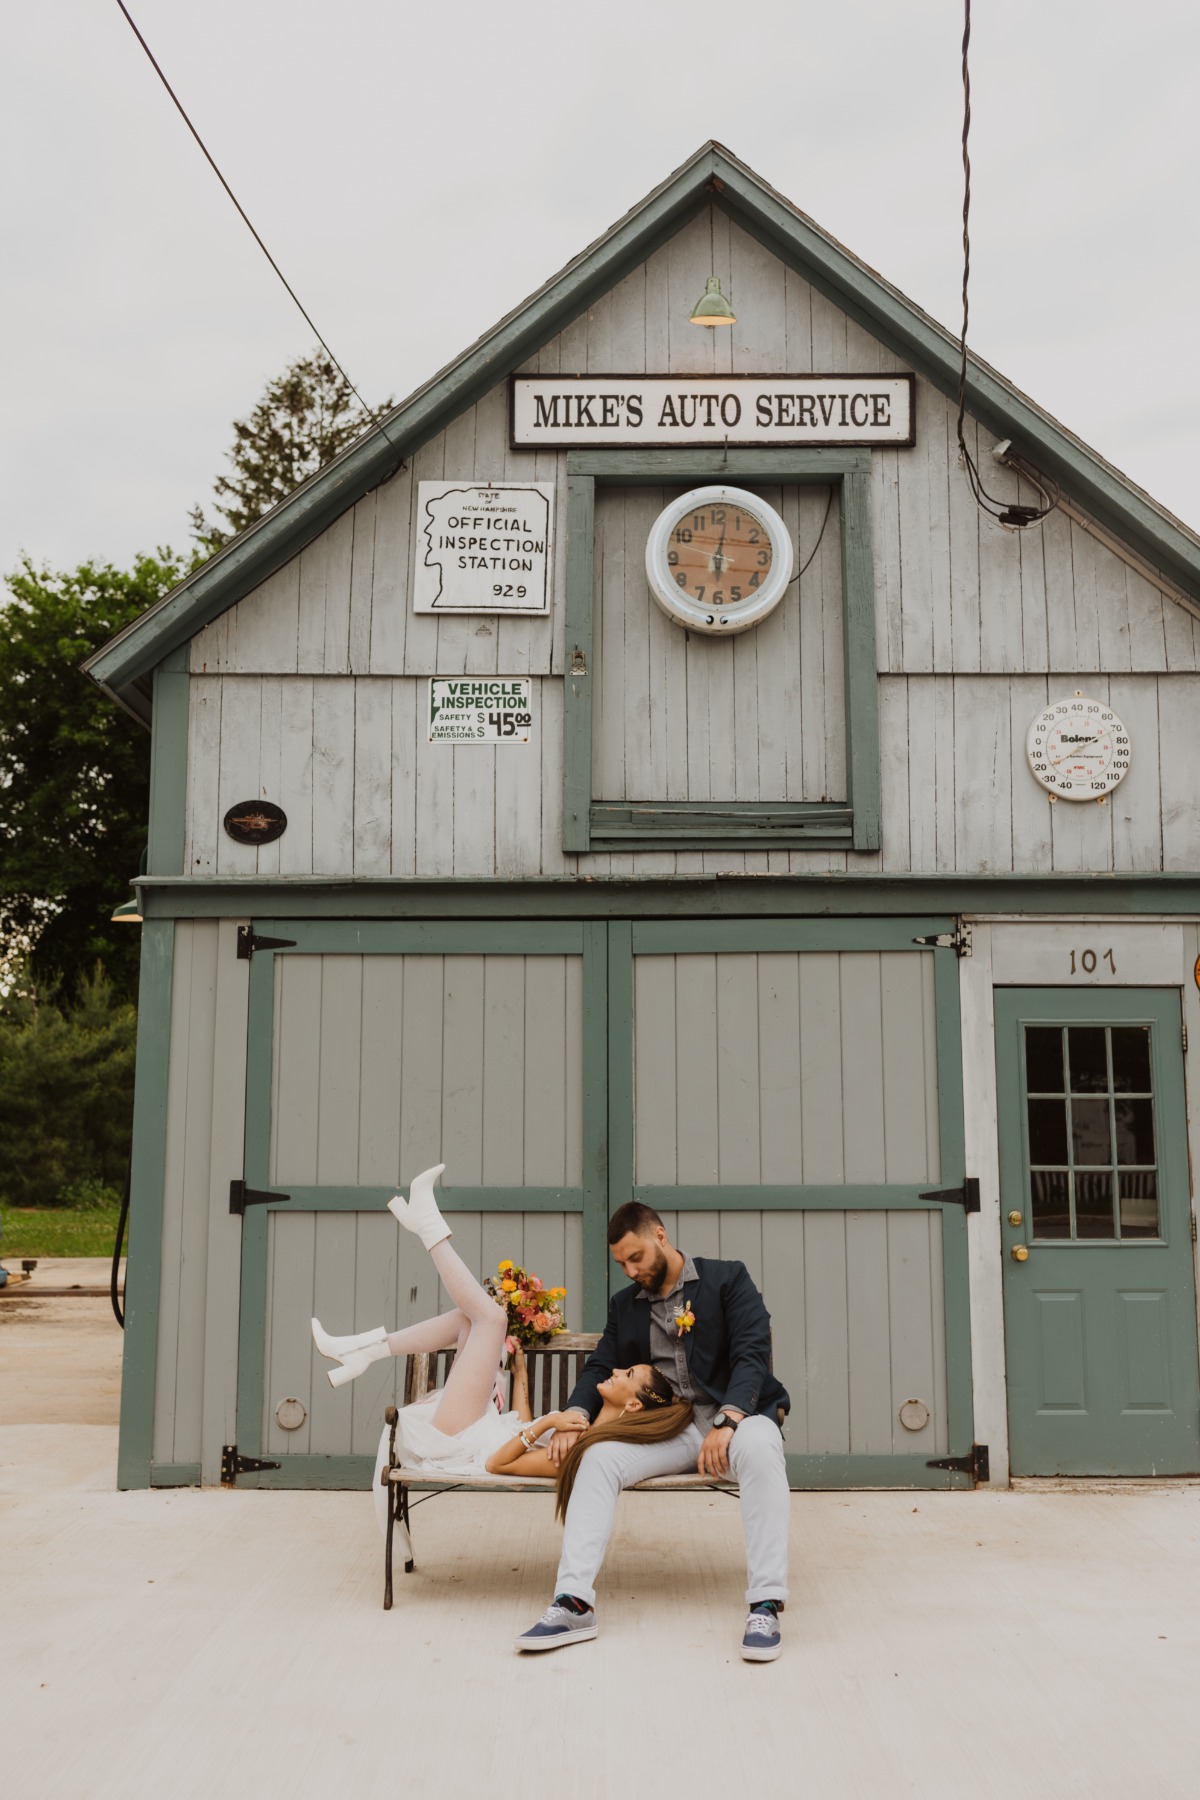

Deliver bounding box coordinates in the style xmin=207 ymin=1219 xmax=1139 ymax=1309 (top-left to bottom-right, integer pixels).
xmin=689 ymin=276 xmax=736 ymax=326
xmin=111 ymin=892 xmax=143 ymax=925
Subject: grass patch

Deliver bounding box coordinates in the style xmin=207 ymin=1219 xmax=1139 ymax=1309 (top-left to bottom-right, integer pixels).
xmin=0 ymin=1206 xmax=126 ymax=1260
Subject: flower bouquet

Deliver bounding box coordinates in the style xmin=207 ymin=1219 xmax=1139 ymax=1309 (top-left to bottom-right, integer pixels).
xmin=484 ymin=1258 xmax=568 ymax=1346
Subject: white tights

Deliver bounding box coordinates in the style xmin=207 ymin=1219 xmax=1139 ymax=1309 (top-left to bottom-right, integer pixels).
xmin=384 ymin=1239 xmax=508 ymax=1438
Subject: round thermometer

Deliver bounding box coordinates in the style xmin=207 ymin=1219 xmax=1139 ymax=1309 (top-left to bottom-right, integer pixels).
xmin=644 ymin=485 xmax=793 ymax=635
xmin=1026 ymin=694 xmax=1131 ymax=801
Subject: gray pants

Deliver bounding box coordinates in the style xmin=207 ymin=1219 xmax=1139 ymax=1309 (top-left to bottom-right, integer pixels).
xmin=555 ymin=1415 xmax=790 ymax=1608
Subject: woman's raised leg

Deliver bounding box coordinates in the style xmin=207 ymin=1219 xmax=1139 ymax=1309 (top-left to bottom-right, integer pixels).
xmin=389 ymin=1165 xmax=508 ymax=1437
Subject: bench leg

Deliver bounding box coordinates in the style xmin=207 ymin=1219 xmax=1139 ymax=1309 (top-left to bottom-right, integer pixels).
xmin=398 ymin=1485 xmax=415 ymax=1573
xmin=384 ymin=1480 xmax=396 ymax=1610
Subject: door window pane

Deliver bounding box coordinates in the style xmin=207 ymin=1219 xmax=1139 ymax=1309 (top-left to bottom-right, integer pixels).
xmin=1067 ymin=1027 xmax=1109 ymax=1093
xmin=1029 ymin=1169 xmax=1071 ymax=1239
xmin=1028 ymin=1098 xmax=1068 ymax=1165
xmin=1025 ymin=1027 xmax=1064 ymax=1094
xmin=1075 ymin=1170 xmax=1115 ymax=1238
xmin=1020 ymin=1020 xmax=1161 ymax=1247
xmin=1114 ymin=1097 xmax=1155 ymax=1166
xmin=1118 ymin=1170 xmax=1160 ymax=1238
xmin=1070 ymin=1098 xmax=1112 ymax=1166
xmin=1110 ymin=1027 xmax=1152 ymax=1094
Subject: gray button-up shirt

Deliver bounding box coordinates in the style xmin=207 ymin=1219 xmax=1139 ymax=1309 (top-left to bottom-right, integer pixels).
xmin=635 ymin=1253 xmax=717 ymax=1434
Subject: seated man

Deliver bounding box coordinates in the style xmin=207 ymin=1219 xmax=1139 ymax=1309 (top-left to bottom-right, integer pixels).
xmin=516 ymin=1201 xmax=791 ymax=1662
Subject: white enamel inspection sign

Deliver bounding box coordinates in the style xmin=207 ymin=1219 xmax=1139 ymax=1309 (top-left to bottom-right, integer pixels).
xmin=428 ymin=678 xmax=534 ymax=744
xmin=414 ymin=482 xmax=553 ymax=614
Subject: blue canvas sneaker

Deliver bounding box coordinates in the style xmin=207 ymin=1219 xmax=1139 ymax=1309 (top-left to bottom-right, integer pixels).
xmin=515 ymin=1596 xmax=598 ymax=1652
xmin=741 ymin=1600 xmax=782 ymax=1662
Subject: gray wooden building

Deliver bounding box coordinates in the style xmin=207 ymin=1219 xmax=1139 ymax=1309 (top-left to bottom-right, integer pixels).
xmin=87 ymin=144 xmax=1200 ymax=1493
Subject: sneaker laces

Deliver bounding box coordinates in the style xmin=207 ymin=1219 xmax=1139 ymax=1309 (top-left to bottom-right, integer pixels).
xmin=744 ymin=1610 xmax=779 ymax=1637
xmin=539 ymin=1603 xmax=577 ymax=1626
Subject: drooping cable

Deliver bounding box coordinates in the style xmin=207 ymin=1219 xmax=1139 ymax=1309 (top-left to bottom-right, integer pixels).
xmin=785 ymin=485 xmax=835 ymax=588
xmin=955 ymin=0 xmax=1057 ymax=529
xmin=113 ymin=1 xmax=397 ymax=449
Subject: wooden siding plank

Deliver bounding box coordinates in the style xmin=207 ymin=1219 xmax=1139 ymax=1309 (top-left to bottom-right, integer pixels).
xmin=358 ymin=956 xmax=405 ymax=1185
xmin=481 ymin=956 xmax=526 ymax=1187
xmin=947 ymin=414 xmax=982 ymax=674
xmin=1108 ymin=675 xmax=1164 ymax=872
xmin=878 ymin=677 xmax=911 ymax=874
xmin=311 ymin=680 xmax=354 ymax=876
xmin=152 ymin=922 xmax=196 ymax=1464
xmin=1008 ymin=674 xmax=1053 ymax=873
xmin=757 ymin=954 xmax=804 ymax=1184
xmin=674 ymin=955 xmax=719 ymax=1184
xmin=1159 ymin=676 xmax=1200 ymax=871
xmin=276 ymin=679 xmax=315 ymax=876
xmin=442 ymin=956 xmax=486 ymax=1183
xmin=633 ymin=955 xmax=678 ymax=1185
xmin=315 ymin=957 xmax=364 ymax=1186
xmin=263 ymin=1213 xmax=316 ymax=1457
xmin=347 ymin=494 xmax=377 ymax=672
xmin=350 ymin=1213 xmax=407 ymax=1452
xmin=717 ymin=1210 xmax=763 ymax=1290
xmin=845 ymin=1211 xmax=893 ymax=1453
xmin=803 ymin=1211 xmax=850 ymax=1454
xmin=880 ymin=951 xmax=935 ymax=1183
xmin=365 ymin=460 xmax=413 ymax=674
xmin=304 ymin=1210 xmax=359 ymax=1458
xmin=885 ymin=1209 xmax=943 ymax=1456
xmin=399 ymin=955 xmax=446 ymax=1181
xmin=352 ymin=677 xmax=392 ymax=877
xmin=186 ymin=677 xmax=222 ymax=876
xmin=839 ymin=956 xmax=885 ymax=1184
xmin=761 ymin=1211 xmax=805 ymax=1445
xmin=798 ymin=954 xmax=845 ymax=1184
xmin=198 ymin=920 xmax=251 ymax=1483
xmin=389 ymin=678 xmax=418 ymax=876
xmin=271 ymin=957 xmax=322 ymax=1185
xmin=450 ymin=741 xmax=496 ymax=879
xmin=953 ymin=678 xmax=1013 ymax=872
xmin=716 ymin=955 xmax=761 ymax=1184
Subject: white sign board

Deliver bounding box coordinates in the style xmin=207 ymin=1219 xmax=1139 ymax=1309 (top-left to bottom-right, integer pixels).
xmin=989 ymin=924 xmax=1183 ymax=986
xmin=414 ymin=482 xmax=553 ymax=614
xmin=511 ymin=375 xmax=914 ymax=447
xmin=428 ymin=678 xmax=534 ymax=744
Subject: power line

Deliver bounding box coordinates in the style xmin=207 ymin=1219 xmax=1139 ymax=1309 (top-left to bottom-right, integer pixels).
xmin=955 ymin=0 xmax=1056 ymax=529
xmin=114 ymin=1 xmax=395 ymax=446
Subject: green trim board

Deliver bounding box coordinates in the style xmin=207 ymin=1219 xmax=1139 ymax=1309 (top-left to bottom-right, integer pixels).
xmin=117 ymin=919 xmax=175 ymax=1490
xmin=630 ymin=916 xmax=952 ymax=953
xmin=136 ymin=873 xmax=1200 ymax=920
xmin=561 ymin=452 xmax=881 ymax=855
xmin=83 ymin=142 xmax=1200 ymax=724
xmin=581 ymin=921 xmax=611 ymax=1330
xmin=147 ymin=646 xmax=189 ymax=875
xmin=225 ymin=1452 xmax=972 ymax=1490
xmin=635 ymin=1184 xmax=964 ymax=1211
xmin=150 ymin=1462 xmax=202 ymax=1487
xmin=248 ymin=1186 xmax=584 ymax=1213
xmin=251 ymin=919 xmax=586 ymax=955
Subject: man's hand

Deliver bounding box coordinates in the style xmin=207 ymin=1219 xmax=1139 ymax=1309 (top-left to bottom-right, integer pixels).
xmin=547 ymin=1414 xmax=589 ymax=1465
xmin=698 ymin=1425 xmax=735 ymax=1478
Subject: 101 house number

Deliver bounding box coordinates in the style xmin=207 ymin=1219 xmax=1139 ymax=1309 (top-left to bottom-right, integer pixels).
xmin=1069 ymin=947 xmax=1117 ymax=976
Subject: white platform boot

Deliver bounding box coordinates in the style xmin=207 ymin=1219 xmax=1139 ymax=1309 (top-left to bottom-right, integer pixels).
xmin=388 ymin=1163 xmax=451 ymax=1249
xmin=311 ymin=1318 xmax=392 ymax=1389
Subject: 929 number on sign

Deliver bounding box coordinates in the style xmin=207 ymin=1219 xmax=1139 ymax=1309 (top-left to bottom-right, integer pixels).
xmin=487 ymin=710 xmax=533 ymax=738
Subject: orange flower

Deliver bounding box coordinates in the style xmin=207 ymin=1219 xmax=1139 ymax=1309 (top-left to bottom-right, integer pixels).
xmin=497 ymin=1259 xmax=514 ymax=1273
xmin=501 ymin=1278 xmax=518 ymax=1293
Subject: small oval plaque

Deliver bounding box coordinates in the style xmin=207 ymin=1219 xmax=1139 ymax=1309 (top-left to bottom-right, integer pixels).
xmin=224 ymin=799 xmax=288 ymax=845
xmin=898 ymin=1398 xmax=930 ymax=1433
xmin=275 ymin=1397 xmax=307 ymax=1431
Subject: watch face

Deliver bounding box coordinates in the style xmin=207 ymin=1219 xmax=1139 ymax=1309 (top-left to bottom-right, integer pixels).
xmin=644 ymin=485 xmax=794 ymax=636
xmin=1026 ymin=696 xmax=1131 ymax=800
xmin=666 ymin=499 xmax=773 ymax=613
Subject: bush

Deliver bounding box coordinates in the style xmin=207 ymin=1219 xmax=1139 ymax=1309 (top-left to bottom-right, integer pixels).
xmin=0 ymin=964 xmax=136 ymax=1208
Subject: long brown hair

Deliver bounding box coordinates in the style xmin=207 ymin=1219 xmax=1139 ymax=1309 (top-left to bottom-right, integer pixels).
xmin=555 ymin=1368 xmax=693 ymax=1520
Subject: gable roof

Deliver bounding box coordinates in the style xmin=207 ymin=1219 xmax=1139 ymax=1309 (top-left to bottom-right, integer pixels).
xmin=86 ymin=141 xmax=1200 ymax=722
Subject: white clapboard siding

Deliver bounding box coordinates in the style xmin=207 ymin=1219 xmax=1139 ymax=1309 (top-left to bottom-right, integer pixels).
xmin=185 ymin=669 xmax=1200 ymax=879
xmin=268 ymin=952 xmax=584 ymax=1189
xmin=188 ymin=206 xmax=1198 ymax=700
xmin=878 ymin=672 xmax=1200 ymax=874
xmin=634 ymin=952 xmax=941 ymax=1186
xmin=262 ymin=1209 xmax=584 ymax=1461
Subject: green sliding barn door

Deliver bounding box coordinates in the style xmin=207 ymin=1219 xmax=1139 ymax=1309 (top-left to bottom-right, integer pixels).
xmin=996 ymin=989 xmax=1200 ymax=1477
xmin=610 ymin=918 xmax=976 ymax=1489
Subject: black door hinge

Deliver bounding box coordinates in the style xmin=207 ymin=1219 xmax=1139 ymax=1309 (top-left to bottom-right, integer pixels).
xmin=913 ymin=923 xmax=973 ymax=958
xmin=221 ymin=1445 xmax=281 ymax=1486
xmin=237 ymin=926 xmax=297 ymax=960
xmin=927 ymin=1444 xmax=989 ymax=1483
xmin=229 ymin=1181 xmax=292 ymax=1216
xmin=920 ymin=1177 xmax=981 ymax=1214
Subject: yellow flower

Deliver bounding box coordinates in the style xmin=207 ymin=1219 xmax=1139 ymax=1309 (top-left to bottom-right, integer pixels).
xmin=497 ymin=1259 xmax=514 ymax=1273
xmin=674 ymin=1307 xmax=696 ymax=1336
xmin=501 ymin=1278 xmax=518 ymax=1293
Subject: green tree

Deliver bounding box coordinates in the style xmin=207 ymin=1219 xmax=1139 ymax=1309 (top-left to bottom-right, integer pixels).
xmin=191 ymin=348 xmax=393 ymax=550
xmin=0 ymin=964 xmax=137 ymax=1208
xmin=0 ymin=550 xmax=191 ymax=1002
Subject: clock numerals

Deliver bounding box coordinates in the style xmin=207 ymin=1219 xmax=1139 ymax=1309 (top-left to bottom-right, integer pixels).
xmin=646 ymin=485 xmax=794 ymax=635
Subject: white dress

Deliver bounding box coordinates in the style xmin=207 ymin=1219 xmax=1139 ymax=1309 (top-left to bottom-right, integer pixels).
xmin=372 ymin=1395 xmax=548 ymax=1533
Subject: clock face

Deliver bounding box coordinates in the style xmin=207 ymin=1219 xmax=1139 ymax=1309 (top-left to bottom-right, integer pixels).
xmin=1026 ymin=696 xmax=1131 ymax=801
xmin=644 ymin=485 xmax=793 ymax=635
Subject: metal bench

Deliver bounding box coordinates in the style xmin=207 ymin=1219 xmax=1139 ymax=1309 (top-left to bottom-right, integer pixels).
xmin=380 ymin=1331 xmax=742 ymax=1609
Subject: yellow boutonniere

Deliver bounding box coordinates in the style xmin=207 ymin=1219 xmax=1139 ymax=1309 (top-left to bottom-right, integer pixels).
xmin=675 ymin=1304 xmax=696 ymax=1338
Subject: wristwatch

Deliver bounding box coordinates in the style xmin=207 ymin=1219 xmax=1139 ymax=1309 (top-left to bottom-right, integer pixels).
xmin=712 ymin=1411 xmax=740 ymax=1432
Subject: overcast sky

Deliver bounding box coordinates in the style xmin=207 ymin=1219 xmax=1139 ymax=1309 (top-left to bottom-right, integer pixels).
xmin=4 ymin=0 xmax=1198 ymax=582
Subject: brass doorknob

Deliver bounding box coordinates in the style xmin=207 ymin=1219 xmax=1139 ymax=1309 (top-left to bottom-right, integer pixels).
xmin=1008 ymin=1211 xmax=1023 ymax=1227
xmin=1011 ymin=1245 xmax=1030 ymax=1262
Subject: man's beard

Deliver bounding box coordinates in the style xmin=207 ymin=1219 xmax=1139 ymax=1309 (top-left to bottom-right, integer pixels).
xmin=634 ymin=1245 xmax=670 ymax=1292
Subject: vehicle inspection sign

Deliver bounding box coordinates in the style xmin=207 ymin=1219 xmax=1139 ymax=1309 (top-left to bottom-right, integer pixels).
xmin=428 ymin=678 xmax=534 ymax=744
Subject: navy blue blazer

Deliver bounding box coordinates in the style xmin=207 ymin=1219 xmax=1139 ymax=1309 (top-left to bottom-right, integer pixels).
xmin=565 ymin=1256 xmax=790 ymax=1424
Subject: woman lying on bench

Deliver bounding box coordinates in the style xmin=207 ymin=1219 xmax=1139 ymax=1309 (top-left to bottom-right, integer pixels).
xmin=311 ymin=1164 xmax=691 ymax=1499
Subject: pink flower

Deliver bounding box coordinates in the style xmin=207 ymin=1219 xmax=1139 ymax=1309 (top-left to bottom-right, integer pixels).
xmin=533 ymin=1312 xmax=554 ymax=1333
xmin=530 ymin=1276 xmax=544 ymax=1291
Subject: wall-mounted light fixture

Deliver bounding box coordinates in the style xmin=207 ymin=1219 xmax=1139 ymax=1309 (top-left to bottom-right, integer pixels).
xmin=689 ymin=276 xmax=735 ymax=326
xmin=110 ymin=888 xmax=143 ymax=925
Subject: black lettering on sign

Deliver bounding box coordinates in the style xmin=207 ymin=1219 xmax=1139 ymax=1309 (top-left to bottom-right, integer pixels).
xmin=533 ymin=396 xmax=561 ymax=428
xmin=797 ymin=396 xmax=817 ymax=427
xmin=720 ymin=395 xmax=741 ymax=427
xmin=849 ymin=394 xmax=869 ymax=426
xmin=600 ymin=395 xmax=621 ymax=426
xmin=871 ymin=394 xmax=890 ymax=426
xmin=575 ymin=396 xmax=596 ymax=427
xmin=755 ymin=396 xmax=772 ymax=427
xmin=627 ymin=395 xmax=644 ymax=426
xmin=658 ymin=397 xmax=680 ymax=427
xmin=775 ymin=395 xmax=795 ymax=427
xmin=818 ymin=396 xmax=837 ymax=426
